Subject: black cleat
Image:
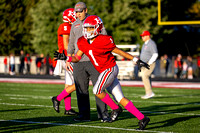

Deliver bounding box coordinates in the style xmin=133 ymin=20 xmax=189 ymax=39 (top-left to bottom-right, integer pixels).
xmin=136 ymin=116 xmax=150 ymax=130
xmin=73 ymin=116 xmax=91 ymax=122
xmin=110 ymin=106 xmax=123 ymax=121
xmin=101 ymin=117 xmax=112 ymax=123
xmin=51 ymin=96 xmax=60 ymax=113
xmin=64 ymin=109 xmax=79 ymax=115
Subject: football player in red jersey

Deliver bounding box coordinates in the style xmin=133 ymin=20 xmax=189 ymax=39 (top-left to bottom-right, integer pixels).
xmin=54 ymin=15 xmax=151 ymax=130
xmin=51 ymin=8 xmax=78 ymax=115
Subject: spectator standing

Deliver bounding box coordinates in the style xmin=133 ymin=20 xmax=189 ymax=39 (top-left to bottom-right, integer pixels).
xmin=39 ymin=54 xmax=44 ymax=74
xmin=51 ymin=58 xmax=57 ymax=74
xmin=19 ymin=50 xmax=25 ymax=74
xmin=160 ymin=56 xmax=165 ymax=77
xmin=174 ymin=54 xmax=183 ymax=79
xmin=3 ymin=56 xmax=8 ymax=74
xmin=181 ymin=61 xmax=188 ymax=79
xmin=36 ymin=54 xmax=43 ymax=75
xmin=139 ymin=31 xmax=158 ymax=99
xmin=186 ymin=56 xmax=193 ymax=79
xmin=44 ymin=54 xmax=51 ymax=75
xmin=197 ymin=56 xmax=200 ymax=78
xmin=67 ymin=2 xmax=109 ymax=121
xmin=9 ymin=53 xmax=15 ymax=75
xmin=25 ymin=53 xmax=32 ymax=74
xmin=163 ymin=54 xmax=169 ymax=77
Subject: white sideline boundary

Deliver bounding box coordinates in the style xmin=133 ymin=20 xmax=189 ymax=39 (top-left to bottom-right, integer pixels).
xmin=0 ymin=119 xmax=173 ymax=133
xmin=0 ymin=78 xmax=200 ymax=89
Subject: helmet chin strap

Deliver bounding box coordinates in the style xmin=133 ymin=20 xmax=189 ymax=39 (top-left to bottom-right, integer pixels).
xmin=83 ymin=24 xmax=100 ymax=39
xmin=86 ymin=31 xmax=97 ymax=44
xmin=84 ymin=29 xmax=94 ymax=39
xmin=87 ymin=37 xmax=95 ymax=44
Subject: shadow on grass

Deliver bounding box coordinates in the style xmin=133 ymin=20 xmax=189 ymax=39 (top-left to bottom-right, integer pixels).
xmin=147 ymin=115 xmax=199 ymax=130
xmin=0 ymin=109 xmax=112 ymax=132
xmin=133 ymin=101 xmax=200 ymax=130
xmin=1 ymin=101 xmax=199 ymax=132
xmin=0 ymin=108 xmax=39 ymax=113
xmin=137 ymin=101 xmax=200 ymax=116
xmin=152 ymin=93 xmax=200 ymax=99
xmin=111 ymin=100 xmax=200 ymax=130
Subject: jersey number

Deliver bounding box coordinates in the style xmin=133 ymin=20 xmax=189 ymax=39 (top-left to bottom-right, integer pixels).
xmin=64 ymin=26 xmax=67 ymax=31
xmin=89 ymin=50 xmax=99 ymax=66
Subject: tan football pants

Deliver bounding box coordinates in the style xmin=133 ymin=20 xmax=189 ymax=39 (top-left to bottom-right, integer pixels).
xmin=140 ymin=62 xmax=156 ymax=95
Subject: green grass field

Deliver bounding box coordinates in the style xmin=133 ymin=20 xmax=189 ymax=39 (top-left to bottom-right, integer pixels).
xmin=0 ymin=82 xmax=200 ymax=133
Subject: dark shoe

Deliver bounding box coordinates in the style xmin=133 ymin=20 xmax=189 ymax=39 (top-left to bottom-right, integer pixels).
xmin=101 ymin=117 xmax=112 ymax=123
xmin=51 ymin=96 xmax=60 ymax=113
xmin=136 ymin=116 xmax=150 ymax=130
xmin=64 ymin=109 xmax=79 ymax=115
xmin=73 ymin=116 xmax=91 ymax=122
xmin=110 ymin=106 xmax=123 ymax=121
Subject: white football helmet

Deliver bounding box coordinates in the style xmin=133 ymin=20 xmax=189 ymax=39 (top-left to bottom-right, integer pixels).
xmin=63 ymin=8 xmax=76 ymax=24
xmin=83 ymin=15 xmax=103 ymax=39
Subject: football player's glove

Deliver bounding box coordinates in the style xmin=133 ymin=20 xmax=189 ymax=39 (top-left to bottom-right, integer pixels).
xmin=54 ymin=50 xmax=67 ymax=60
xmin=137 ymin=59 xmax=150 ymax=72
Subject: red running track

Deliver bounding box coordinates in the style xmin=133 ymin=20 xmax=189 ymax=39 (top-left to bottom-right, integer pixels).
xmin=0 ymin=78 xmax=200 ymax=90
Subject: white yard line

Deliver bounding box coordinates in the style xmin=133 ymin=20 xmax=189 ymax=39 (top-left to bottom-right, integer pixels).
xmin=0 ymin=102 xmax=200 ymax=116
xmin=4 ymin=94 xmax=52 ymax=99
xmin=2 ymin=94 xmax=200 ymax=106
xmin=9 ymin=97 xmax=29 ymax=100
xmin=0 ymin=119 xmax=173 ymax=133
xmin=134 ymin=100 xmax=200 ymax=105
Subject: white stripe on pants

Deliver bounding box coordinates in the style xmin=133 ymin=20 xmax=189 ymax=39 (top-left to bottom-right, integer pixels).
xmin=93 ymin=65 xmax=124 ymax=103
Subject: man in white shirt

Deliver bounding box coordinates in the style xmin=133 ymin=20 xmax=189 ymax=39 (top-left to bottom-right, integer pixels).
xmin=140 ymin=31 xmax=158 ymax=99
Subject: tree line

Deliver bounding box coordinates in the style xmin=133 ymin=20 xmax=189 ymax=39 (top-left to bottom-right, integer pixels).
xmin=0 ymin=0 xmax=199 ymax=57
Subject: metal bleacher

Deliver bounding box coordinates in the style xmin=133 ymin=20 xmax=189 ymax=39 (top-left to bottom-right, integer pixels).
xmin=115 ymin=45 xmax=140 ymax=80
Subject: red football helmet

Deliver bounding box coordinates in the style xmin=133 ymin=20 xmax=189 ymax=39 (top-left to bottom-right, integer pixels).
xmin=83 ymin=15 xmax=103 ymax=39
xmin=63 ymin=8 xmax=76 ymax=24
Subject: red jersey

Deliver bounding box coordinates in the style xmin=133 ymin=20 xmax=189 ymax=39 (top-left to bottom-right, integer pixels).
xmin=174 ymin=59 xmax=182 ymax=68
xmin=4 ymin=57 xmax=7 ymax=65
xmin=52 ymin=58 xmax=57 ymax=68
xmin=78 ymin=35 xmax=116 ymax=73
xmin=197 ymin=56 xmax=200 ymax=67
xmin=57 ymin=23 xmax=71 ymax=53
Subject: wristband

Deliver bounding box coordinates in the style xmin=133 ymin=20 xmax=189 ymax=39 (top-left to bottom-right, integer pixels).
xmin=132 ymin=57 xmax=138 ymax=63
xmin=75 ymin=54 xmax=82 ymax=60
xmin=67 ymin=56 xmax=72 ymax=62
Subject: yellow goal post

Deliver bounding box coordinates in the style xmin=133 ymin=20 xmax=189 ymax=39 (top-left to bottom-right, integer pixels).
xmin=157 ymin=0 xmax=200 ymax=25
